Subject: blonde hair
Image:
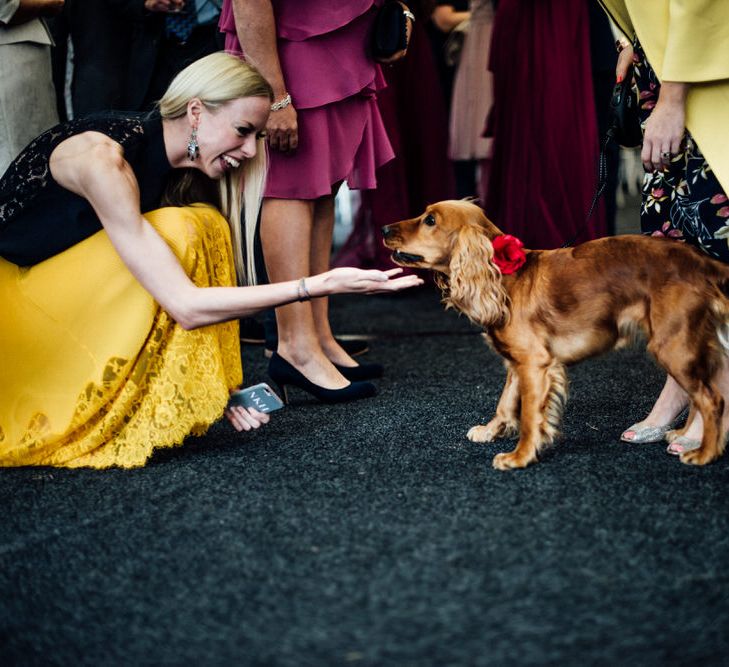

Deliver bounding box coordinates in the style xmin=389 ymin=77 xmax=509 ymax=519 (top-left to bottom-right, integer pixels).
xmin=158 ymin=52 xmax=273 ymax=284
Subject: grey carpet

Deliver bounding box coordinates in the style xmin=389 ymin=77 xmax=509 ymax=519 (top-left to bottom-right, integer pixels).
xmin=2 ymin=287 xmax=728 ymax=666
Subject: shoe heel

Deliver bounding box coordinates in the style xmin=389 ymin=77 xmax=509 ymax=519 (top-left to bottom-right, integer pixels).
xmin=272 ymin=380 xmax=289 ymax=405
xmin=268 ymin=353 xmax=376 ymax=404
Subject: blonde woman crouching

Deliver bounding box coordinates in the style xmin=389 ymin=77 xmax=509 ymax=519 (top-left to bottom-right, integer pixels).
xmin=0 ymin=53 xmax=421 ymax=469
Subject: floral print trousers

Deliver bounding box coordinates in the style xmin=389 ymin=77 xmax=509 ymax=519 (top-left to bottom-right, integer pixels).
xmin=633 ymin=41 xmax=729 ymax=262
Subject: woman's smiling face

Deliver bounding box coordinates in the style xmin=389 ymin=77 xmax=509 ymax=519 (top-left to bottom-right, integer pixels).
xmin=191 ymin=96 xmax=270 ymax=178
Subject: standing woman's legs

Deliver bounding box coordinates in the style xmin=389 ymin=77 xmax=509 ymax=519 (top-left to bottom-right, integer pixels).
xmin=260 ymin=197 xmax=350 ymax=389
xmin=309 ymin=187 xmax=359 ymax=368
xmin=622 ymin=39 xmax=729 ymax=447
xmin=621 ymin=41 xmax=689 ymax=441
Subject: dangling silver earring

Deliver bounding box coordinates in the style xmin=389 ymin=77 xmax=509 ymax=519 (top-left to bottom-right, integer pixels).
xmin=187 ymin=126 xmax=199 ymax=161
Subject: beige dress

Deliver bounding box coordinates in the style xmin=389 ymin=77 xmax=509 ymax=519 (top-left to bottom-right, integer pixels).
xmin=448 ymin=0 xmax=494 ymax=161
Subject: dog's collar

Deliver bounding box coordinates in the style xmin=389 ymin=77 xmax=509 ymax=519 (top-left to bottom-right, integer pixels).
xmin=492 ymin=234 xmax=526 ymax=275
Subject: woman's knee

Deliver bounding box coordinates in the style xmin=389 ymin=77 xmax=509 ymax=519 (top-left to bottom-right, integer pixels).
xmin=144 ymin=205 xmax=229 ymax=274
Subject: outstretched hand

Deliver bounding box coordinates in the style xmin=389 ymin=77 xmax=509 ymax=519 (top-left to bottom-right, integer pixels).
xmin=319 ymin=267 xmax=423 ymax=295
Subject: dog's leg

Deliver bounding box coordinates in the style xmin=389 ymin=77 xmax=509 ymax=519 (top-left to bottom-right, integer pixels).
xmin=680 ymin=381 xmax=723 ymax=465
xmin=468 ymin=365 xmax=520 ymax=442
xmin=666 ymin=403 xmax=696 ymax=443
xmin=492 ymin=360 xmax=566 ymax=470
xmin=652 ymin=350 xmax=724 ymax=465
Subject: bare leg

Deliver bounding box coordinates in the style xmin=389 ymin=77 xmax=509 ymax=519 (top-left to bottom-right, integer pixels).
xmin=668 ymin=360 xmax=729 ymax=454
xmin=621 ymin=374 xmax=689 ymax=440
xmin=670 ymin=377 xmax=723 ymax=466
xmin=677 ymin=409 xmax=703 ymax=440
xmin=308 ymin=192 xmax=358 ymax=368
xmin=260 ymin=197 xmax=349 ymax=389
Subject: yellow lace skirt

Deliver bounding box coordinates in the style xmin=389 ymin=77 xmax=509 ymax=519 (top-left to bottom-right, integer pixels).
xmin=0 ymin=205 xmax=242 ymax=468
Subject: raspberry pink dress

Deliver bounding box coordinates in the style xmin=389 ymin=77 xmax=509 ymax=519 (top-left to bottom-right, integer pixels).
xmin=219 ymin=0 xmax=395 ymax=200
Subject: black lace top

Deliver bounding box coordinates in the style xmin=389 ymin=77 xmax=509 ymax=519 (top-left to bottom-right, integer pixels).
xmin=0 ymin=112 xmax=173 ymax=266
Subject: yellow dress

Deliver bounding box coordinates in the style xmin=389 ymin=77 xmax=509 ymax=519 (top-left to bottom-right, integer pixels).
xmin=0 ymin=205 xmax=242 ymax=468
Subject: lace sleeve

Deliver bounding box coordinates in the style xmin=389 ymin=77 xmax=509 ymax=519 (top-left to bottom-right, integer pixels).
xmin=0 ymin=114 xmax=146 ymax=231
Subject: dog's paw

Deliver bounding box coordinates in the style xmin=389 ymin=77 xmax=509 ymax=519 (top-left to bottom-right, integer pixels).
xmin=467 ymin=419 xmax=518 ymax=443
xmin=492 ymin=451 xmax=534 ymax=470
xmin=680 ymin=447 xmax=717 ymax=466
xmin=665 ymin=428 xmax=685 ymax=444
xmin=467 ymin=424 xmax=497 ymax=443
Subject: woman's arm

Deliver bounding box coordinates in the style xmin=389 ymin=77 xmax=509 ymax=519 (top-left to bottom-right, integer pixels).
xmin=231 ymin=0 xmax=297 ymax=153
xmin=642 ymin=80 xmax=689 ymax=173
xmin=640 ymin=0 xmax=729 ymax=173
xmin=615 ymin=43 xmax=688 ymax=173
xmin=49 ymin=132 xmax=422 ymax=330
xmin=107 ymin=0 xmax=185 ymax=20
xmin=1 ymin=0 xmax=64 ymax=26
xmin=431 ymin=5 xmax=469 ymax=33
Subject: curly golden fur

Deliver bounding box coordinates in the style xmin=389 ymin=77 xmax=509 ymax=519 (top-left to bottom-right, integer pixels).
xmin=382 ymin=200 xmax=729 ymax=469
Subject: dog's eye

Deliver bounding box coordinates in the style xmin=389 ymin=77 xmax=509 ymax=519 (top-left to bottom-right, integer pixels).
xmin=423 ymin=214 xmax=436 ymax=226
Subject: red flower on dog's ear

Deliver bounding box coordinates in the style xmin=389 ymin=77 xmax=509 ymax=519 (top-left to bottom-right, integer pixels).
xmin=491 ymin=234 xmax=526 ymax=275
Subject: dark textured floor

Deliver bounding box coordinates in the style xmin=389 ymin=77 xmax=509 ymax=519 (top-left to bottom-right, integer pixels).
xmin=2 ymin=282 xmax=729 ymax=666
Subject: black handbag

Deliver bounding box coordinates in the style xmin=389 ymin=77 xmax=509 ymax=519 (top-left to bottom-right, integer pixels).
xmin=562 ymin=66 xmax=643 ymax=247
xmin=372 ymin=1 xmax=409 ymax=59
xmin=607 ymin=65 xmax=643 ymax=148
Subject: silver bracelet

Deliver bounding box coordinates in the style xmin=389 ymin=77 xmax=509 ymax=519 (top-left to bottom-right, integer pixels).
xmin=403 ymin=9 xmax=415 ymax=21
xmin=270 ymin=93 xmax=292 ymax=112
xmin=297 ymin=277 xmax=311 ymax=302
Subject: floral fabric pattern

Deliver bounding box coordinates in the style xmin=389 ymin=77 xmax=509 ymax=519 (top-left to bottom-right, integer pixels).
xmin=632 ymin=41 xmax=729 ymax=262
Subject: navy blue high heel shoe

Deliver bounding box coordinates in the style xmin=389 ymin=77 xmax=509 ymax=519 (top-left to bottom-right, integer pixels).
xmin=333 ymin=362 xmax=384 ymax=382
xmin=268 ymin=353 xmax=377 ymax=404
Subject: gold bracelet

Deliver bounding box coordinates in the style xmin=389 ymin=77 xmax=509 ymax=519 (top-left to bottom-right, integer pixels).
xmin=297 ymin=277 xmax=311 ymax=302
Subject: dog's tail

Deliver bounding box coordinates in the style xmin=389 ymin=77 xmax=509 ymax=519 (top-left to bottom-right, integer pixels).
xmin=710 ymin=286 xmax=729 ymax=353
xmin=717 ymin=321 xmax=729 ymax=353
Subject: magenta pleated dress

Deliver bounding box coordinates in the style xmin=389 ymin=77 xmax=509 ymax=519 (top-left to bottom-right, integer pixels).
xmin=219 ymin=0 xmax=395 ymax=200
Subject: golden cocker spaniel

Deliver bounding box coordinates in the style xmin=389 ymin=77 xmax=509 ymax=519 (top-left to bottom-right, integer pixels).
xmin=382 ymin=200 xmax=729 ymax=470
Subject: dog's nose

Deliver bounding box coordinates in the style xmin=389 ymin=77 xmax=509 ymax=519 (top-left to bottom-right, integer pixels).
xmin=382 ymin=225 xmax=393 ymax=238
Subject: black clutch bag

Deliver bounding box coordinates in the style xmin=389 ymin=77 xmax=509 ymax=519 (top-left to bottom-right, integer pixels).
xmin=372 ymin=1 xmax=408 ymax=59
xmin=607 ymin=65 xmax=643 ymax=148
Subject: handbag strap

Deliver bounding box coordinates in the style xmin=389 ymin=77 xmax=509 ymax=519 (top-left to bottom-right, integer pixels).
xmin=561 ymin=132 xmax=612 ymax=248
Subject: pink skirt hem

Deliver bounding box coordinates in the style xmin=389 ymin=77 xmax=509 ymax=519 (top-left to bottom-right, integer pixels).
xmin=264 ymin=94 xmax=394 ymax=200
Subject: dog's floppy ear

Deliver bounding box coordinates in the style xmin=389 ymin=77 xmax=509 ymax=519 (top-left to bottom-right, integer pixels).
xmin=445 ymin=224 xmax=510 ymax=328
